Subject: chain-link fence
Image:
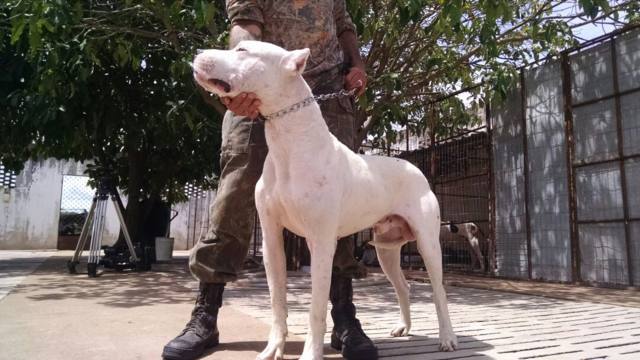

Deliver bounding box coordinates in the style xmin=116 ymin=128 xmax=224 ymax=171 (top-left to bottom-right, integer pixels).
xmin=58 ymin=175 xmax=94 ymax=249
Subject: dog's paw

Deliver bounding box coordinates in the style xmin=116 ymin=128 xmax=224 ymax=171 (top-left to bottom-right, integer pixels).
xmin=256 ymin=342 xmax=285 ymax=360
xmin=299 ymin=351 xmax=323 ymax=360
xmin=438 ymin=332 xmax=458 ymax=352
xmin=390 ymin=324 xmax=410 ymax=337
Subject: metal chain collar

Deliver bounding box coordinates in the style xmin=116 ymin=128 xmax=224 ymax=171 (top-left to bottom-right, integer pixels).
xmin=262 ymin=87 xmax=358 ymax=121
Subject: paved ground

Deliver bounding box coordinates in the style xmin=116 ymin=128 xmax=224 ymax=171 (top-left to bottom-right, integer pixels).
xmin=1 ymin=251 xmax=640 ymax=359
xmin=0 ymin=250 xmax=54 ymax=301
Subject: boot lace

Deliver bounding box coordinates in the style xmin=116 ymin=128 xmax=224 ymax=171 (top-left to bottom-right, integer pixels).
xmin=182 ymin=306 xmax=209 ymax=335
xmin=340 ymin=319 xmax=370 ymax=343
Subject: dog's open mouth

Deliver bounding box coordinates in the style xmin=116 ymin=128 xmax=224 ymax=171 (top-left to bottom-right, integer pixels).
xmin=207 ymin=78 xmax=231 ymax=93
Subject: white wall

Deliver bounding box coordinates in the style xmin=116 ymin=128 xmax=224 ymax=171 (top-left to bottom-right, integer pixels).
xmin=170 ymin=201 xmax=191 ymax=250
xmin=0 ymin=159 xmax=120 ymax=249
xmin=169 ymin=191 xmax=214 ymax=251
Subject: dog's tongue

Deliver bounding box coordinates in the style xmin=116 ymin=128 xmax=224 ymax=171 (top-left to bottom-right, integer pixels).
xmin=209 ymin=79 xmax=231 ymax=93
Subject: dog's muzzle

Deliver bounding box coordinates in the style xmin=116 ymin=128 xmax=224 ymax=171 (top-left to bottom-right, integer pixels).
xmin=207 ymin=78 xmax=231 ymax=93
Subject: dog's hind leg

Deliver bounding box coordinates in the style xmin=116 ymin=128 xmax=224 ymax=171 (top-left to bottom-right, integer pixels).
xmin=377 ymin=246 xmax=411 ymax=337
xmin=413 ymin=204 xmax=457 ymax=351
xmin=300 ymin=234 xmax=337 ymax=360
xmin=256 ymin=215 xmax=288 ymax=360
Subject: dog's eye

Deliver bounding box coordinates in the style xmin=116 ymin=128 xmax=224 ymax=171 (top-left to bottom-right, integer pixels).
xmin=236 ymin=47 xmax=247 ymax=52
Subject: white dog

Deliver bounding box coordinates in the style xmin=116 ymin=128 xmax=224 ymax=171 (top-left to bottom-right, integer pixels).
xmin=442 ymin=222 xmax=485 ymax=271
xmin=193 ymin=41 xmax=457 ymax=360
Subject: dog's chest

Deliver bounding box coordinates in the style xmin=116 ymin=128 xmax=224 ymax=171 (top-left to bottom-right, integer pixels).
xmin=270 ymin=166 xmax=339 ymax=234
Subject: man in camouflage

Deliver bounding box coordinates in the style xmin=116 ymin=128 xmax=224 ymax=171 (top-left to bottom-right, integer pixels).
xmin=162 ymin=1 xmax=378 ymax=359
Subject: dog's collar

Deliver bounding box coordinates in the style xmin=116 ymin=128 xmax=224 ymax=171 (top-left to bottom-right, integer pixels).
xmin=261 ymin=87 xmax=358 ymax=121
xmin=262 ymin=95 xmax=316 ymax=121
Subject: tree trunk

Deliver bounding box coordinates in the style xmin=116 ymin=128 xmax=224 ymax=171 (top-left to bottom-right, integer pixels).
xmin=112 ymin=133 xmax=146 ymax=250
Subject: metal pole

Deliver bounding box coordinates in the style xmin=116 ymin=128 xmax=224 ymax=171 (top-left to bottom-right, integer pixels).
xmin=486 ymin=102 xmax=497 ymax=274
xmin=187 ymin=197 xmax=193 ymax=249
xmin=520 ymin=68 xmax=533 ymax=280
xmin=193 ymin=196 xmax=199 ymax=247
xmin=561 ymin=52 xmax=581 ymax=283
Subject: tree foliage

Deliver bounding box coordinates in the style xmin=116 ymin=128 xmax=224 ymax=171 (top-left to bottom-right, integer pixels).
xmin=1 ymin=0 xmax=227 ymax=204
xmin=347 ymin=0 xmax=637 ymax=147
xmin=2 ymin=0 xmax=637 ymax=188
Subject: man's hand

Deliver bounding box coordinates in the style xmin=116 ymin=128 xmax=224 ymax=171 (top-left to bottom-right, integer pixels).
xmin=222 ymin=93 xmax=261 ymax=119
xmin=345 ymin=66 xmax=367 ymax=97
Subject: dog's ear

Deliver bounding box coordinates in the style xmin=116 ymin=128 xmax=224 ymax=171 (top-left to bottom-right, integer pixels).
xmin=282 ymin=48 xmax=310 ymax=76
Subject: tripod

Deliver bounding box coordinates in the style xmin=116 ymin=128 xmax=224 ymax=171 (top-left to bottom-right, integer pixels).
xmin=67 ymin=177 xmax=140 ymax=277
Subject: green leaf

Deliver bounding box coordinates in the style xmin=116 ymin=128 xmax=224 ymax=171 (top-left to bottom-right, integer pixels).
xmin=11 ymin=18 xmax=26 ymax=44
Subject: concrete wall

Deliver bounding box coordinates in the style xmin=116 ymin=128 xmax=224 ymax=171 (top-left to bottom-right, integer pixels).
xmin=0 ymin=159 xmax=120 ymax=249
xmin=170 ymin=201 xmax=191 ymax=250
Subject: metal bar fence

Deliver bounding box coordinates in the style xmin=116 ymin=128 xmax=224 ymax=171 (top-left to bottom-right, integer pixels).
xmin=491 ymin=25 xmax=640 ymax=288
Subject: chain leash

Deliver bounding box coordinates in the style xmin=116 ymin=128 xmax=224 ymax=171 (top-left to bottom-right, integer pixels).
xmin=261 ymin=85 xmax=359 ymax=121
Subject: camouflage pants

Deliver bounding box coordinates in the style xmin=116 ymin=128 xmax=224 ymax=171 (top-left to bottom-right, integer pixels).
xmin=189 ymin=69 xmax=367 ymax=283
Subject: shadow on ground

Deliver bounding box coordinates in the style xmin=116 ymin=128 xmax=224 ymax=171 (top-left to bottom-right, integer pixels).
xmin=9 ymin=254 xmax=197 ymax=308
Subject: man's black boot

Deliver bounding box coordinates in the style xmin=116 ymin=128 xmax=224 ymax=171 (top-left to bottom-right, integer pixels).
xmin=330 ymin=274 xmax=378 ymax=360
xmin=162 ymin=282 xmax=225 ymax=360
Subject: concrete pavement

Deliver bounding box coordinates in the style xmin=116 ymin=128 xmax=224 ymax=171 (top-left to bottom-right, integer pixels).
xmin=1 ymin=251 xmax=640 ymax=359
xmin=0 ymin=251 xmax=312 ymax=360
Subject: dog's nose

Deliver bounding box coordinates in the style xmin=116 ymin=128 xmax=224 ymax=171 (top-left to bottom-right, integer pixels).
xmin=196 ymin=49 xmax=204 ymax=55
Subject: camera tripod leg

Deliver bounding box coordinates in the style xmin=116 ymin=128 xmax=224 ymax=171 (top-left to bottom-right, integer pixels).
xmin=111 ymin=196 xmax=140 ymax=263
xmin=68 ymin=196 xmax=97 ymax=274
xmin=87 ymin=199 xmax=108 ymax=277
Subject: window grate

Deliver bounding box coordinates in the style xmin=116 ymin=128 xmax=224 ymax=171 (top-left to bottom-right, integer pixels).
xmin=184 ymin=183 xmax=206 ymax=199
xmin=0 ymin=164 xmax=17 ymax=189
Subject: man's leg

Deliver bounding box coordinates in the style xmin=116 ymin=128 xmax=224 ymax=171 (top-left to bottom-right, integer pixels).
xmin=163 ymin=112 xmax=267 ymax=360
xmin=316 ymin=73 xmax=378 ymax=360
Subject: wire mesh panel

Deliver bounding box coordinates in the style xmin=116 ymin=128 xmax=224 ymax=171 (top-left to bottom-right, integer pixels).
xmin=58 ymin=175 xmax=93 ymax=236
xmin=525 ymin=61 xmax=572 ymax=282
xmin=620 ymin=92 xmax=640 ymax=156
xmin=492 ymin=85 xmax=529 ymax=279
xmin=616 ymin=30 xmax=640 ymax=92
xmin=578 ymin=222 xmax=629 ymax=285
xmin=627 ymin=156 xmax=640 ymax=284
xmin=571 ymin=43 xmax=614 ymax=104
xmin=627 ymin=159 xmax=640 ymax=218
xmin=575 ymin=163 xmax=624 ymax=221
xmin=631 ymin=221 xmax=640 ymax=286
xmin=573 ymin=99 xmax=619 ymax=164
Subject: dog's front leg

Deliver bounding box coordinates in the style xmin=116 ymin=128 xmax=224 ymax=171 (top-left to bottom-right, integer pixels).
xmin=300 ymin=236 xmax=337 ymax=360
xmin=256 ymin=216 xmax=288 ymax=360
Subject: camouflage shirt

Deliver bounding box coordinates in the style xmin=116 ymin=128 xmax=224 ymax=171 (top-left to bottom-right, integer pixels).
xmin=226 ymin=0 xmax=357 ymax=88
